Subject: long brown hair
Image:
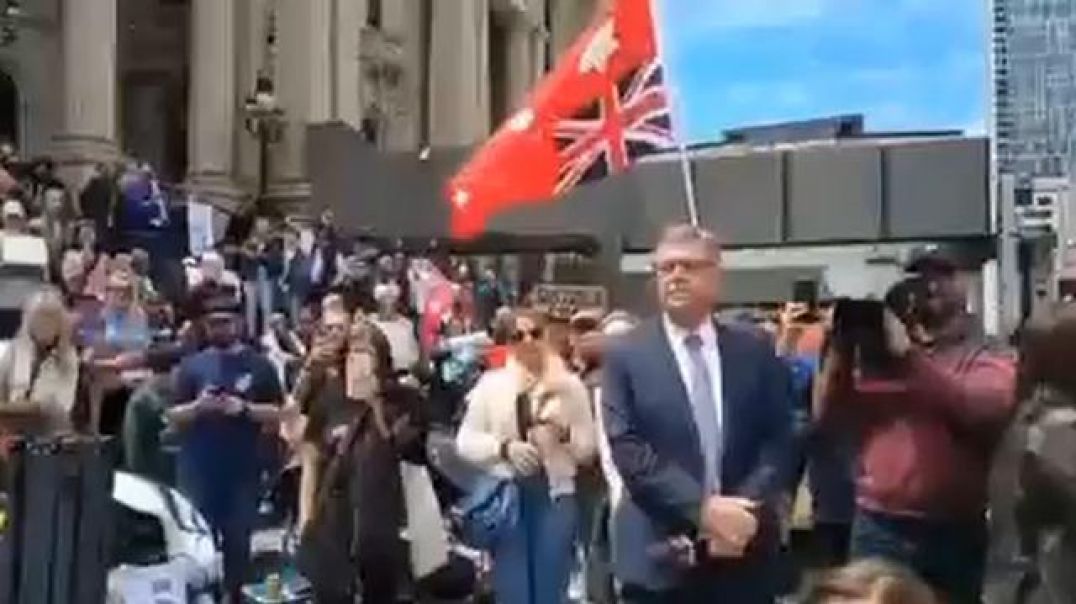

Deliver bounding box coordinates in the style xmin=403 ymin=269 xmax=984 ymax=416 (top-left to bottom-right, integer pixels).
xmin=346 ymin=316 xmax=396 ymax=438
xmin=1019 ymin=304 xmax=1076 ymax=401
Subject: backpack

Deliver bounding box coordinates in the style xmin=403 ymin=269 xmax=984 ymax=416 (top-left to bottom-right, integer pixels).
xmin=1007 ymin=387 xmax=1076 ymax=604
xmin=1020 ymin=388 xmax=1076 ymax=533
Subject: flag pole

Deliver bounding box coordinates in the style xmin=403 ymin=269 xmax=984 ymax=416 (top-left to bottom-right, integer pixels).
xmin=645 ymin=0 xmax=701 ymax=226
xmin=674 ymin=136 xmax=700 ymax=227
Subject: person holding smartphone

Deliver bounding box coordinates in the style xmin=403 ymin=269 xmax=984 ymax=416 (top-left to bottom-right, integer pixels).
xmin=166 ymin=295 xmax=284 ymax=602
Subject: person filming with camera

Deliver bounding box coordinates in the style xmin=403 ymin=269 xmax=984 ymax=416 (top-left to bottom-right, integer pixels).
xmin=815 ymin=250 xmax=1017 ymax=604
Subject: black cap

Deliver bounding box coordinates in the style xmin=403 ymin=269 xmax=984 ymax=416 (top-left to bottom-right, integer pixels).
xmin=905 ymin=246 xmax=958 ymax=276
xmin=202 ymin=295 xmax=241 ymax=317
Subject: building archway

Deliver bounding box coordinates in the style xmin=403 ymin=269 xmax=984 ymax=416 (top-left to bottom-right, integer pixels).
xmin=0 ymin=68 xmax=19 ymax=147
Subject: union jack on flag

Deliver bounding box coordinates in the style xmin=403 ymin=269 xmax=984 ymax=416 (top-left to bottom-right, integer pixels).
xmin=447 ymin=0 xmax=672 ymax=239
xmin=554 ymin=60 xmax=674 ymax=195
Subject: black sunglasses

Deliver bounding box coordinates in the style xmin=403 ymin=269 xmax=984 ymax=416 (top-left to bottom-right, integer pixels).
xmin=510 ymin=327 xmax=545 ymax=343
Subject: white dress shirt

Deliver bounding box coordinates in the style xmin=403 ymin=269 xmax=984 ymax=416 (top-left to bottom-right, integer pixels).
xmin=592 ymin=385 xmax=626 ymax=508
xmin=662 ymin=315 xmax=725 ymax=484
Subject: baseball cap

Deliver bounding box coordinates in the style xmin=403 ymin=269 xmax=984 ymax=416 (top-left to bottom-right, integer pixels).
xmin=601 ymin=310 xmax=638 ymax=336
xmin=905 ymin=245 xmax=958 ymax=276
xmin=202 ymin=294 xmax=241 ymax=317
xmin=569 ymin=309 xmax=603 ymax=332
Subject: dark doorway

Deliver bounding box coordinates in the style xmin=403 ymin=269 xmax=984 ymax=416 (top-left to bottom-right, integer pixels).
xmin=488 ymin=15 xmax=509 ymax=129
xmin=0 ymin=69 xmax=18 ymax=147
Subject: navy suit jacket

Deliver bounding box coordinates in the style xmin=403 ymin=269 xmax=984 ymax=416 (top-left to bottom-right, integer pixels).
xmin=601 ymin=318 xmax=795 ymax=597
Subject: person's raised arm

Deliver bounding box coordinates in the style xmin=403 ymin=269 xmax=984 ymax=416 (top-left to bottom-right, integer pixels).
xmin=902 ymin=348 xmax=1017 ymax=435
xmin=879 ymin=311 xmax=1016 ymax=434
xmin=814 ymin=342 xmax=855 ymax=431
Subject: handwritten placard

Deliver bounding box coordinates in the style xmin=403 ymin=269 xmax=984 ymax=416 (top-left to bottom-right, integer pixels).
xmin=1 ymin=234 xmax=47 ymax=267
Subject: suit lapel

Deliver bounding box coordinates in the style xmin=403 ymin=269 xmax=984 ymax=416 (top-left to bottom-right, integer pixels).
xmin=650 ymin=319 xmax=703 ymax=464
xmin=716 ymin=322 xmax=744 ymax=485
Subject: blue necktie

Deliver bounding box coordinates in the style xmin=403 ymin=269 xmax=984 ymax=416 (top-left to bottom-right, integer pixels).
xmin=685 ymin=333 xmax=721 ymax=494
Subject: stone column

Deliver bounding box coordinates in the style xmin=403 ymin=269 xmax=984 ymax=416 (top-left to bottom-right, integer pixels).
xmin=429 ymin=0 xmax=489 ymax=147
xmin=53 ymin=0 xmax=118 ymax=188
xmin=236 ymin=0 xmax=270 ymax=188
xmin=505 ymin=13 xmax=533 ymax=111
xmin=270 ymin=0 xmax=333 ymax=211
xmin=550 ymin=0 xmax=595 ymax=58
xmin=333 ymin=0 xmax=364 ymax=130
xmin=528 ymin=0 xmax=548 ymax=84
xmin=383 ymin=0 xmax=423 ymax=150
xmin=187 ymin=0 xmax=243 ymax=211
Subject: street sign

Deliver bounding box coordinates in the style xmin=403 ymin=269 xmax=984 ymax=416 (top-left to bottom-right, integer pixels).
xmin=529 ymin=284 xmax=608 ymax=319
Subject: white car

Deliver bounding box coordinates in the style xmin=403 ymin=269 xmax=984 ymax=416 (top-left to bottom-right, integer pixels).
xmin=107 ymin=471 xmax=221 ymax=603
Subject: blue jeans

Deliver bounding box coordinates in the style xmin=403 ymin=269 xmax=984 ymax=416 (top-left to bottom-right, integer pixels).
xmin=492 ymin=477 xmax=578 ymax=604
xmin=177 ymin=466 xmax=259 ymax=595
xmin=851 ymin=508 xmax=987 ymax=604
xmin=244 ymin=272 xmax=275 ymax=338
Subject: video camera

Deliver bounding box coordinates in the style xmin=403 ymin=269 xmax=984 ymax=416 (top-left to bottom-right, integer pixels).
xmin=831 ymin=276 xmax=929 ymax=376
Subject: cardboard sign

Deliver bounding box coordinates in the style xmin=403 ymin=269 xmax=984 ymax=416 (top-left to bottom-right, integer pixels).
xmin=529 ymin=284 xmax=608 ymax=319
xmin=0 ymin=235 xmax=47 ymax=267
xmin=186 ymin=197 xmax=216 ymax=257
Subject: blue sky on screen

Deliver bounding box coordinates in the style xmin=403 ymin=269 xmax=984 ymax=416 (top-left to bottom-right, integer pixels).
xmin=655 ymin=0 xmax=987 ymax=143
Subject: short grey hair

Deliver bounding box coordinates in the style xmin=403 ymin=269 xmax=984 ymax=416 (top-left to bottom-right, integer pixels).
xmin=656 ymin=223 xmax=721 ymax=259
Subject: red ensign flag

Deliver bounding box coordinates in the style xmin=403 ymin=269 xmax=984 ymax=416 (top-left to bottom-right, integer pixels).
xmin=446 ymin=0 xmax=674 ymax=239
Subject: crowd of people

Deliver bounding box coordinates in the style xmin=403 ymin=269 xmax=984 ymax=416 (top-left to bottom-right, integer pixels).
xmin=0 ymin=152 xmax=1073 ymax=604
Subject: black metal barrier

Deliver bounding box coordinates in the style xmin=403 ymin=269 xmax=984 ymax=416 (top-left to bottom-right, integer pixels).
xmin=0 ymin=436 xmax=115 ymax=604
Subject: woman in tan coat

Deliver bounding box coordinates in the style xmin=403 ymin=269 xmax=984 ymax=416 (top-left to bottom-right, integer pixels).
xmin=457 ymin=308 xmax=597 ymax=604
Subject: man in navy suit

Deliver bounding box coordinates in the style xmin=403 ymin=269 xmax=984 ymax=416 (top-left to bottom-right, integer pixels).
xmin=602 ymin=223 xmax=795 ymax=603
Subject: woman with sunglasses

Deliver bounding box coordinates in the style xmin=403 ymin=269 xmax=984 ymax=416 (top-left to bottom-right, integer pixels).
xmin=457 ymin=308 xmax=597 ymax=604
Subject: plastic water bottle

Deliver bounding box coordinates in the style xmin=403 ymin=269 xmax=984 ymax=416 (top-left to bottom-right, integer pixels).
xmin=264 ymin=573 xmax=283 ymax=602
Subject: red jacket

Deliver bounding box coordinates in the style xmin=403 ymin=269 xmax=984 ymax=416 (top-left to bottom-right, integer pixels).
xmin=818 ymin=331 xmax=1017 ymax=521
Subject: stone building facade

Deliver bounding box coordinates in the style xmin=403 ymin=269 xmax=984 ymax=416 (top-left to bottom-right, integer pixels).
xmin=0 ymin=0 xmax=596 ymax=211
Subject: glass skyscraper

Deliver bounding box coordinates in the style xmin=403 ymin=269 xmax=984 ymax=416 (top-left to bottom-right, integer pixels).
xmin=992 ymin=0 xmax=1076 ymax=177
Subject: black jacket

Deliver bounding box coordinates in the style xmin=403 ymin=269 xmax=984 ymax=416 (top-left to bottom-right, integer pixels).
xmin=298 ymin=383 xmax=427 ymax=602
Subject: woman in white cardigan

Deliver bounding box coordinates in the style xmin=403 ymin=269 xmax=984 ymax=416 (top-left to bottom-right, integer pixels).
xmin=457 ymin=308 xmax=596 ymax=604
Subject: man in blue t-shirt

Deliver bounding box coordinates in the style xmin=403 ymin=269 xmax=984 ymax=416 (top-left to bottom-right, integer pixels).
xmin=166 ymin=296 xmax=283 ymax=600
